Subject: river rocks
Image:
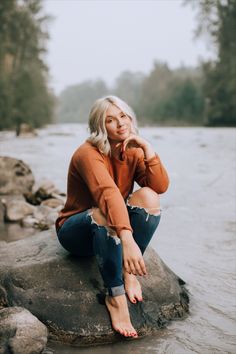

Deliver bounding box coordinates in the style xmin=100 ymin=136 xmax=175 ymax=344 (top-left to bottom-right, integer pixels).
xmin=0 ymin=157 xmax=64 ymax=232
xmin=0 ymin=230 xmax=189 ymax=346
xmin=0 ymin=157 xmax=34 ymax=195
xmin=0 ymin=306 xmax=48 ymax=354
xmin=25 ymin=179 xmax=65 ymax=206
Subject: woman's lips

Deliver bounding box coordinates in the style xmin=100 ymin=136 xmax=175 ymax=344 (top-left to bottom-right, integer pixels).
xmin=117 ymin=128 xmax=128 ymax=134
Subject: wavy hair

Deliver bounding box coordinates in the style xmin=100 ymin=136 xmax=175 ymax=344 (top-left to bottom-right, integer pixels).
xmin=87 ymin=95 xmax=138 ymax=155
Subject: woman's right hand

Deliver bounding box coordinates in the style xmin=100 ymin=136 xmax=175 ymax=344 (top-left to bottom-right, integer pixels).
xmin=120 ymin=230 xmax=147 ymax=276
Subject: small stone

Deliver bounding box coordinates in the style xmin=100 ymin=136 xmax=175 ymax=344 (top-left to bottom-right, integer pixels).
xmin=5 ymin=200 xmax=36 ymax=222
xmin=16 ymin=123 xmax=37 ymax=137
xmin=41 ymin=198 xmax=64 ymax=209
xmin=22 ymin=215 xmax=38 ymax=228
xmin=0 ymin=306 xmax=48 ymax=354
xmin=33 ymin=205 xmax=52 ymax=221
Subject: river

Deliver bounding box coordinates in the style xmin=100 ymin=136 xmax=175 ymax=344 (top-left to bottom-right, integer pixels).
xmin=0 ymin=124 xmax=235 ymax=354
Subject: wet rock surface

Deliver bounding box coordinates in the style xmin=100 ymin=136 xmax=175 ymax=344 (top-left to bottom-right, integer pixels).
xmin=0 ymin=306 xmax=48 ymax=354
xmin=0 ymin=230 xmax=189 ymax=346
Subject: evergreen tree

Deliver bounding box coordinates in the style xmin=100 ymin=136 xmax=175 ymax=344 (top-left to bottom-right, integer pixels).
xmin=186 ymin=0 xmax=236 ymax=126
xmin=0 ymin=0 xmax=54 ymax=130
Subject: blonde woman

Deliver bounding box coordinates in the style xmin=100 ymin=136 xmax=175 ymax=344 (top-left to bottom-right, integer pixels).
xmin=55 ymin=96 xmax=169 ymax=338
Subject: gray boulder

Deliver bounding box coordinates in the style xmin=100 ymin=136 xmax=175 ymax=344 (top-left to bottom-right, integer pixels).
xmin=0 ymin=231 xmax=189 ymax=346
xmin=0 ymin=157 xmax=34 ymax=196
xmin=0 ymin=306 xmax=48 ymax=354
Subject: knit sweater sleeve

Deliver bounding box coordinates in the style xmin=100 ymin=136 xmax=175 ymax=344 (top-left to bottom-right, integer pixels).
xmin=75 ymin=147 xmax=132 ymax=235
xmin=134 ymin=149 xmax=169 ymax=193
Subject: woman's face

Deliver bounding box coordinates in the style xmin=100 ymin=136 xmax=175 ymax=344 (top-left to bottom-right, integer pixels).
xmin=105 ymin=104 xmax=132 ymax=142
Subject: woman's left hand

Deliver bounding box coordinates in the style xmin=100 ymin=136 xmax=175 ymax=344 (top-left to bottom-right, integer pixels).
xmin=122 ymin=134 xmax=149 ymax=152
xmin=120 ymin=134 xmax=155 ymax=160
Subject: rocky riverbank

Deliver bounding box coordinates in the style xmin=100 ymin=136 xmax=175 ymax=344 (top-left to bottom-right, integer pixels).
xmin=0 ymin=155 xmax=189 ymax=352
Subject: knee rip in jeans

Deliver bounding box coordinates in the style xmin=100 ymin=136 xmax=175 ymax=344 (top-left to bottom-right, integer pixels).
xmin=87 ymin=209 xmax=121 ymax=245
xmin=126 ymin=194 xmax=162 ymax=221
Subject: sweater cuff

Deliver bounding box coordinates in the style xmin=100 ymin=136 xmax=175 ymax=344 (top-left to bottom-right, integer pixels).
xmin=144 ymin=153 xmax=160 ymax=165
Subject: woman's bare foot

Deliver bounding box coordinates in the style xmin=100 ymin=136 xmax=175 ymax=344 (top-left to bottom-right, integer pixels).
xmin=124 ymin=272 xmax=143 ymax=304
xmin=105 ymin=294 xmax=138 ymax=338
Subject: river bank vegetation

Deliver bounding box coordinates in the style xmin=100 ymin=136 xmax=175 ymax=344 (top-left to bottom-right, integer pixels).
xmin=0 ymin=0 xmax=54 ymax=131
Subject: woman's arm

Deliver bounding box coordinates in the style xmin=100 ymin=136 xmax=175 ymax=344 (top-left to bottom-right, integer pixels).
xmin=76 ymin=148 xmax=132 ymax=234
xmin=122 ymin=134 xmax=169 ymax=193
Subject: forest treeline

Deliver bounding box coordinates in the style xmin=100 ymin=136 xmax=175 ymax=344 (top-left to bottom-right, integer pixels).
xmin=0 ymin=0 xmax=54 ymax=130
xmin=58 ymin=65 xmax=205 ymax=126
xmin=58 ymin=0 xmax=236 ymax=126
xmin=0 ymin=0 xmax=235 ymax=130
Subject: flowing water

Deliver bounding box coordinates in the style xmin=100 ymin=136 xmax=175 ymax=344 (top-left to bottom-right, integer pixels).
xmin=0 ymin=124 xmax=235 ymax=354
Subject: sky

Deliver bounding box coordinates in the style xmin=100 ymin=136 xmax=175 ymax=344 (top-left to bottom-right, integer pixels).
xmin=44 ymin=0 xmax=214 ymax=94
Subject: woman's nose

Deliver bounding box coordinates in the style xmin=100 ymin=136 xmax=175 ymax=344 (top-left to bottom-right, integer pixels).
xmin=117 ymin=119 xmax=124 ymax=127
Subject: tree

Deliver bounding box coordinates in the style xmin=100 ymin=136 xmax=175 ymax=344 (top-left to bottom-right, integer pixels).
xmin=186 ymin=0 xmax=236 ymax=126
xmin=113 ymin=70 xmax=145 ymax=114
xmin=0 ymin=0 xmax=54 ymax=130
xmin=58 ymin=80 xmax=109 ymax=123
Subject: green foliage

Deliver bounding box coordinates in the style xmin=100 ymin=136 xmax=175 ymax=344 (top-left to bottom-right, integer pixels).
xmin=137 ymin=62 xmax=204 ymax=125
xmin=0 ymin=0 xmax=54 ymax=130
xmin=58 ymin=80 xmax=109 ymax=123
xmin=186 ymin=0 xmax=236 ymax=126
xmin=58 ymin=63 xmax=204 ymax=126
xmin=113 ymin=71 xmax=145 ymax=113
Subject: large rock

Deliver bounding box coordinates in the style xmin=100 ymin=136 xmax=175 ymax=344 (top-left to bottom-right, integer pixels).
xmin=0 ymin=306 xmax=48 ymax=354
xmin=0 ymin=157 xmax=34 ymax=195
xmin=0 ymin=231 xmax=189 ymax=346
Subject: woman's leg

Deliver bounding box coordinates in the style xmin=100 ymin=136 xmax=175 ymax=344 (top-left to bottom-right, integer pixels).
xmin=124 ymin=187 xmax=161 ymax=304
xmin=57 ymin=209 xmax=125 ymax=296
xmin=127 ymin=186 xmax=161 ymax=254
xmin=57 ymin=208 xmax=137 ymax=337
xmin=89 ymin=207 xmax=138 ymax=338
xmin=57 ymin=210 xmax=95 ymax=256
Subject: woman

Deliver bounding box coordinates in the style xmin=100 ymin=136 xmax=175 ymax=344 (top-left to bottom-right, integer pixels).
xmin=55 ymin=96 xmax=169 ymax=338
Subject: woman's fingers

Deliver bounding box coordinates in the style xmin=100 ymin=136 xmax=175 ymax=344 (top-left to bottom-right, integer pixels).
xmin=129 ymin=261 xmax=137 ymax=275
xmin=128 ymin=258 xmax=147 ymax=276
xmin=134 ymin=260 xmax=144 ymax=276
xmin=124 ymin=260 xmax=131 ymax=274
xmin=139 ymin=258 xmax=147 ymax=275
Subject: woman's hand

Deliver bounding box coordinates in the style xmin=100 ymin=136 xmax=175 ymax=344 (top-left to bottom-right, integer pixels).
xmin=120 ymin=231 xmax=147 ymax=276
xmin=121 ymin=134 xmax=155 ymax=160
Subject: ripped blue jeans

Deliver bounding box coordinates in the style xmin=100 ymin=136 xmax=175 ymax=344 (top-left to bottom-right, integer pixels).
xmin=57 ymin=202 xmax=161 ymax=297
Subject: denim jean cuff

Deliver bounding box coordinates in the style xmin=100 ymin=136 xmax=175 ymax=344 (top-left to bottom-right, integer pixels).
xmin=108 ymin=285 xmax=125 ymax=297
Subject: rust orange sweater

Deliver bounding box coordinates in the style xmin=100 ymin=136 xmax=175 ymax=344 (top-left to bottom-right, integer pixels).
xmin=55 ymin=141 xmax=169 ymax=234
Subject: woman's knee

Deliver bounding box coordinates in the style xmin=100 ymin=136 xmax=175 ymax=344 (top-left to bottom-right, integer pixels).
xmin=128 ymin=187 xmax=160 ymax=215
xmin=88 ymin=207 xmax=118 ymax=237
xmin=88 ymin=207 xmax=107 ymax=226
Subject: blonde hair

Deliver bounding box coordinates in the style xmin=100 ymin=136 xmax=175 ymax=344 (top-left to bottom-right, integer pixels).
xmin=87 ymin=95 xmax=138 ymax=155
